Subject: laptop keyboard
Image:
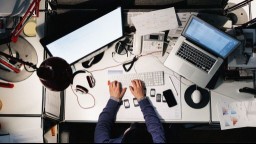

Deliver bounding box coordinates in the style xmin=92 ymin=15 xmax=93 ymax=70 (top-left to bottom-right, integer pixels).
xmin=176 ymin=42 xmax=216 ymax=73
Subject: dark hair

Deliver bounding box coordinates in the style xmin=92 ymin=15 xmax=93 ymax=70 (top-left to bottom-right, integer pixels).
xmin=122 ymin=123 xmax=153 ymax=143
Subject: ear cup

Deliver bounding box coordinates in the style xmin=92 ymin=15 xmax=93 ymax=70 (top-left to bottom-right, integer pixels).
xmin=76 ymin=85 xmax=88 ymax=94
xmin=86 ymin=75 xmax=95 ymax=88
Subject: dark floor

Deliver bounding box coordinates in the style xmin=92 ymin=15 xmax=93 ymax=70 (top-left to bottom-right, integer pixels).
xmin=58 ymin=122 xmax=256 ymax=143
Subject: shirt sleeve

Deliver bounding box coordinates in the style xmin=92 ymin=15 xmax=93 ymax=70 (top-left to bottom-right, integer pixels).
xmin=94 ymin=99 xmax=123 ymax=143
xmin=139 ymin=97 xmax=166 ymax=143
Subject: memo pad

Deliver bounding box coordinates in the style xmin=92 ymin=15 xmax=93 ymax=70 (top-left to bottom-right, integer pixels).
xmin=43 ymin=7 xmax=123 ymax=65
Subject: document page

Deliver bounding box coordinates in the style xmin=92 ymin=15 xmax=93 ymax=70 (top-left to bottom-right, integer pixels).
xmin=131 ymin=7 xmax=178 ymax=36
xmin=217 ymin=97 xmax=256 ymax=130
xmin=45 ymin=89 xmax=61 ymax=118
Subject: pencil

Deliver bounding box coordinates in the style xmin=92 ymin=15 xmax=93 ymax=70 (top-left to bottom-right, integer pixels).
xmin=169 ymin=76 xmax=178 ymax=96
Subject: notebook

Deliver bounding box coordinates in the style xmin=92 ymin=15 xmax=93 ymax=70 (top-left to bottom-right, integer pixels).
xmin=164 ymin=15 xmax=240 ymax=88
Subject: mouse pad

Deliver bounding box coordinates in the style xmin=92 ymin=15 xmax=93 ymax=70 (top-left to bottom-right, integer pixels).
xmin=184 ymin=85 xmax=210 ymax=109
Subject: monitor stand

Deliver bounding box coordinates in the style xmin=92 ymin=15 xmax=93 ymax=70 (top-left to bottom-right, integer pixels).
xmin=82 ymin=52 xmax=104 ymax=68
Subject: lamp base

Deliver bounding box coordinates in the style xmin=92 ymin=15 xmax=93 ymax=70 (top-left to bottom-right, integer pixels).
xmin=0 ymin=36 xmax=38 ymax=82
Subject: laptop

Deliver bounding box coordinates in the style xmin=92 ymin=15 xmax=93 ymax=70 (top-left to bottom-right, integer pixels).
xmin=164 ymin=15 xmax=240 ymax=88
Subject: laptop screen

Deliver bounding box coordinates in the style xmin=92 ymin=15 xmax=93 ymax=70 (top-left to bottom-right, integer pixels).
xmin=183 ymin=16 xmax=240 ymax=59
xmin=45 ymin=7 xmax=123 ymax=65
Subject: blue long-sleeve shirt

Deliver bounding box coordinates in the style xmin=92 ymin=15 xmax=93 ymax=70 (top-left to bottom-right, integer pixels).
xmin=94 ymin=97 xmax=166 ymax=143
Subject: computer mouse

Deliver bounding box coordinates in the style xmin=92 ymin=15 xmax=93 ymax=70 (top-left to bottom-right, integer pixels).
xmin=191 ymin=89 xmax=202 ymax=104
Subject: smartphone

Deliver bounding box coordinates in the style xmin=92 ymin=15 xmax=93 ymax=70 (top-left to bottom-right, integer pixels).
xmin=150 ymin=88 xmax=156 ymax=97
xmin=163 ymin=89 xmax=177 ymax=107
xmin=133 ymin=98 xmax=139 ymax=107
xmin=156 ymin=93 xmax=161 ymax=102
xmin=123 ymin=99 xmax=130 ymax=108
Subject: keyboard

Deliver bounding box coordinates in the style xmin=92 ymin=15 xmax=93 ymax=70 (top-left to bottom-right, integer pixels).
xmin=108 ymin=71 xmax=164 ymax=87
xmin=176 ymin=42 xmax=216 ymax=73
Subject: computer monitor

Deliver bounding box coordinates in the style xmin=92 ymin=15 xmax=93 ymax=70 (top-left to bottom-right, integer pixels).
xmin=44 ymin=6 xmax=123 ymax=65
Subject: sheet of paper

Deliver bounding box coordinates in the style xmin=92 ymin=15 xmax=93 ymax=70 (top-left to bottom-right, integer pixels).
xmin=131 ymin=7 xmax=178 ymax=36
xmin=45 ymin=90 xmax=61 ymax=118
xmin=217 ymin=97 xmax=256 ymax=130
xmin=11 ymin=128 xmax=43 ymax=143
xmin=167 ymin=73 xmax=182 ymax=120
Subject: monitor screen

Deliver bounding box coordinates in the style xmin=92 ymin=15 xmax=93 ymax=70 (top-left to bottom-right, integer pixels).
xmin=45 ymin=7 xmax=123 ymax=65
xmin=183 ymin=16 xmax=240 ymax=58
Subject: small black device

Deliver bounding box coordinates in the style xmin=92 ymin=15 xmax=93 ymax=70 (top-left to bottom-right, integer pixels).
xmin=133 ymin=98 xmax=139 ymax=107
xmin=150 ymin=88 xmax=156 ymax=97
xmin=124 ymin=99 xmax=130 ymax=108
xmin=239 ymin=87 xmax=256 ymax=95
xmin=156 ymin=93 xmax=161 ymax=102
xmin=163 ymin=89 xmax=177 ymax=107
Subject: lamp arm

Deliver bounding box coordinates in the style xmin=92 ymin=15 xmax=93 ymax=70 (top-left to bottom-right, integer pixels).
xmin=11 ymin=0 xmax=41 ymax=43
xmin=0 ymin=51 xmax=38 ymax=70
xmin=224 ymin=0 xmax=253 ymax=15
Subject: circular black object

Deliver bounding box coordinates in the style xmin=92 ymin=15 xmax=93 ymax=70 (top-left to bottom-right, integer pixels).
xmin=37 ymin=57 xmax=73 ymax=91
xmin=184 ymin=85 xmax=210 ymax=109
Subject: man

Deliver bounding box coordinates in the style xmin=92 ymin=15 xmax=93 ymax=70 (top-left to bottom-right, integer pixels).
xmin=94 ymin=79 xmax=166 ymax=143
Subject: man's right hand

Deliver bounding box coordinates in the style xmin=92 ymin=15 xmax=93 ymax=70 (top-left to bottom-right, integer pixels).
xmin=109 ymin=80 xmax=127 ymax=101
xmin=129 ymin=79 xmax=145 ymax=101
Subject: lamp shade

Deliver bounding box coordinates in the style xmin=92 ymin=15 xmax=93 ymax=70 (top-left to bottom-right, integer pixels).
xmin=37 ymin=57 xmax=73 ymax=91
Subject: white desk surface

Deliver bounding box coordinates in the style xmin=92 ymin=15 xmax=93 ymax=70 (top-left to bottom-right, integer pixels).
xmin=64 ymin=41 xmax=211 ymax=123
xmin=0 ymin=0 xmax=45 ymax=115
xmin=0 ymin=117 xmax=42 ymax=134
xmin=0 ymin=117 xmax=43 ymax=143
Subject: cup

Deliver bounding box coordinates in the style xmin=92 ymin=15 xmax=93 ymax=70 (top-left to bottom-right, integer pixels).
xmin=23 ymin=16 xmax=37 ymax=37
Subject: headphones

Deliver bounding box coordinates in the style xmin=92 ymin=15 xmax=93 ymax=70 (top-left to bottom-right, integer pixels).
xmin=71 ymin=70 xmax=95 ymax=94
xmin=71 ymin=70 xmax=96 ymax=109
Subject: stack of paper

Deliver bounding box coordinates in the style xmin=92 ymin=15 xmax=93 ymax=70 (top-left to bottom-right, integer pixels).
xmin=217 ymin=98 xmax=256 ymax=130
xmin=131 ymin=7 xmax=178 ymax=36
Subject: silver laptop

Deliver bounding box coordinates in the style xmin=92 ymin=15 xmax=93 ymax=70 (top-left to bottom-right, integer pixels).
xmin=164 ymin=15 xmax=240 ymax=88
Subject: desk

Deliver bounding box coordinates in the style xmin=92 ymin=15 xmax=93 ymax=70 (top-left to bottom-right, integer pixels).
xmin=63 ymin=8 xmax=256 ymax=123
xmin=64 ymin=39 xmax=211 ymax=123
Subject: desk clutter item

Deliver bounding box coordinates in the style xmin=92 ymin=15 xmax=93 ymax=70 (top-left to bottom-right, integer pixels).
xmin=123 ymin=99 xmax=130 ymax=108
xmin=23 ymin=16 xmax=37 ymax=37
xmin=0 ymin=36 xmax=38 ymax=82
xmin=163 ymin=89 xmax=177 ymax=107
xmin=184 ymin=85 xmax=210 ymax=109
xmin=108 ymin=71 xmax=164 ymax=87
xmin=0 ymin=81 xmax=14 ymax=88
xmin=0 ymin=100 xmax=2 ymax=111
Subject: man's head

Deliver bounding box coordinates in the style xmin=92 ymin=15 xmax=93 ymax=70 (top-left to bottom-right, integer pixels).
xmin=122 ymin=123 xmax=153 ymax=143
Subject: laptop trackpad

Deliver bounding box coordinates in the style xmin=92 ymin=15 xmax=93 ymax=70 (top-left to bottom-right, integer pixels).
xmin=179 ymin=64 xmax=195 ymax=78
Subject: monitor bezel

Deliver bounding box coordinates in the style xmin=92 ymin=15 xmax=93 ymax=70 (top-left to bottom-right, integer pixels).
xmin=41 ymin=6 xmax=124 ymax=65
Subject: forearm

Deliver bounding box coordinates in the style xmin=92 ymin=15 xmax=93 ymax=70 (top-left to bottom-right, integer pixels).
xmin=139 ymin=97 xmax=166 ymax=143
xmin=94 ymin=99 xmax=121 ymax=143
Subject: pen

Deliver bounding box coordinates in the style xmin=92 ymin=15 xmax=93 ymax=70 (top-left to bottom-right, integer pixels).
xmin=0 ymin=57 xmax=20 ymax=73
xmin=169 ymin=76 xmax=178 ymax=96
xmin=0 ymin=82 xmax=14 ymax=88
